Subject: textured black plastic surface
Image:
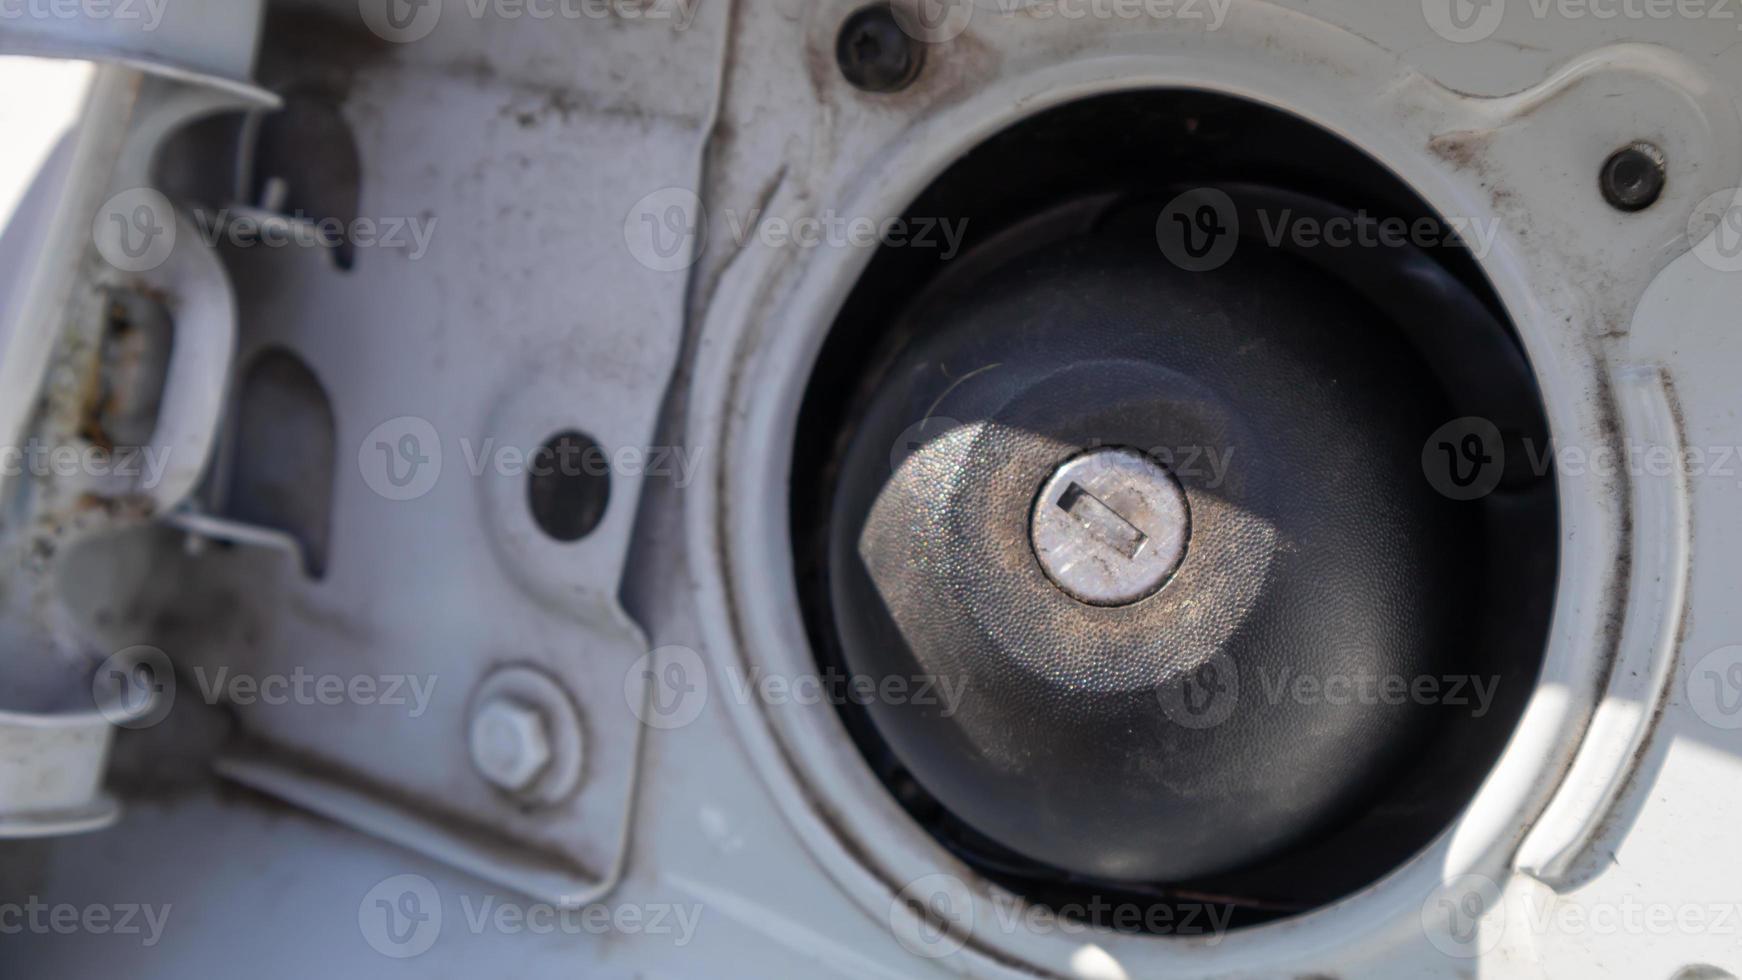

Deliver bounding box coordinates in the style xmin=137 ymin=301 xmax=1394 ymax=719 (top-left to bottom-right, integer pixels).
xmin=827 ymin=230 xmax=1478 ymax=882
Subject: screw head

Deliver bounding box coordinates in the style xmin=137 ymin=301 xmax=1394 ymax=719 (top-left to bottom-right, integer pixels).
xmin=837 ymin=4 xmax=922 ymax=93
xmin=1030 ymin=448 xmax=1191 ymax=607
xmin=1600 ymin=142 xmax=1666 ymax=213
xmin=469 ymin=697 xmax=552 ymax=794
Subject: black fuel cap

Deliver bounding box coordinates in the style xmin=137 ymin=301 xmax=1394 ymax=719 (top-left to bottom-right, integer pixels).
xmin=825 ymin=228 xmax=1478 ymax=883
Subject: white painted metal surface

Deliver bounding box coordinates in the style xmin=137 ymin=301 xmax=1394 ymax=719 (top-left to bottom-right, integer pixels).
xmin=2 ymin=1 xmax=1742 ymax=977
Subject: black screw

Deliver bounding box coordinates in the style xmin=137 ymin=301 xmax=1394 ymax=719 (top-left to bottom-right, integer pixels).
xmin=837 ymin=4 xmax=922 ymax=94
xmin=1600 ymin=142 xmax=1666 ymax=212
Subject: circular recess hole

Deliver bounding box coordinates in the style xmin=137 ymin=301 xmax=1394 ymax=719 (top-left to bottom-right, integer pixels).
xmin=1600 ymin=142 xmax=1666 ymax=212
xmin=791 ymin=88 xmax=1559 ymax=933
xmin=526 ymin=431 xmax=610 ymax=543
xmin=837 ymin=3 xmax=923 ymax=93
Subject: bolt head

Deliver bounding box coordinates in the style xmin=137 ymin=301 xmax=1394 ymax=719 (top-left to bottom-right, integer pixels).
xmin=469 ymin=698 xmax=552 ymax=794
xmin=836 ymin=4 xmax=922 ymax=93
xmin=1600 ymin=142 xmax=1666 ymax=212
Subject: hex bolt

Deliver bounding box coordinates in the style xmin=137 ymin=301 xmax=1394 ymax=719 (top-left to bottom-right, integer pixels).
xmin=1600 ymin=142 xmax=1666 ymax=212
xmin=469 ymin=697 xmax=553 ymax=794
xmin=1030 ymin=448 xmax=1192 ymax=607
xmin=837 ymin=4 xmax=923 ymax=94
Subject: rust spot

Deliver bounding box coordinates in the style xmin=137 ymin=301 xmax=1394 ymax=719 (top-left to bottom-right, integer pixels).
xmin=1427 ymin=129 xmax=1495 ymax=172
